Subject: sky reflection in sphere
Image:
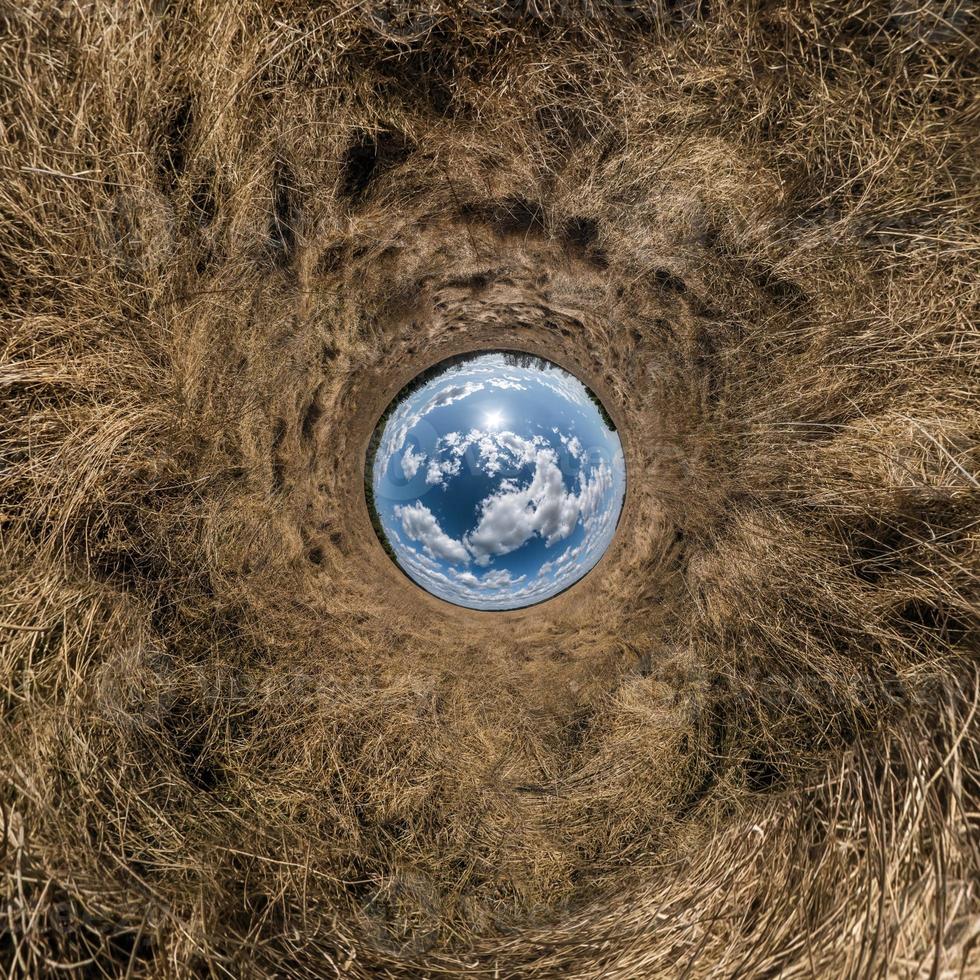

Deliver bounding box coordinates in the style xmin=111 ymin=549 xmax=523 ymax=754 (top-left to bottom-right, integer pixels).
xmin=368 ymin=352 xmax=626 ymax=610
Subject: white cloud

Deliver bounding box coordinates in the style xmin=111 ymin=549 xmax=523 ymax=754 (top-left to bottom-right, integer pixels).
xmin=495 ymin=431 xmax=539 ymax=464
xmin=429 ymin=381 xmax=486 ymax=410
xmin=479 ymin=569 xmax=525 ymax=590
xmin=447 ymin=567 xmax=526 ymax=594
xmin=465 ymin=448 xmax=583 ymax=564
xmin=401 ymin=445 xmax=426 ymax=480
xmin=426 ymin=456 xmax=461 ymax=486
xmin=377 ymin=380 xmax=486 ymax=476
xmin=556 ymin=430 xmax=585 ymax=461
xmin=534 ymin=370 xmax=590 ymax=409
xmin=394 ymin=502 xmax=469 ymax=564
xmin=436 ymin=428 xmax=546 ymax=478
xmin=577 ymin=459 xmax=613 ymax=522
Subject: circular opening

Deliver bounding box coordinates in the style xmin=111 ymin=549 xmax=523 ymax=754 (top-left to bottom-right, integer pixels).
xmin=366 ymin=350 xmax=626 ymax=610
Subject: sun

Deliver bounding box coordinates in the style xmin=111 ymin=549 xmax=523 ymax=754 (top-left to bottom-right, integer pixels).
xmin=484 ymin=409 xmax=504 ymax=429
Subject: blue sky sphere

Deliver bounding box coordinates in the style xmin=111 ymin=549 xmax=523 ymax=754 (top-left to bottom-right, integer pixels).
xmin=368 ymin=352 xmax=626 ymax=610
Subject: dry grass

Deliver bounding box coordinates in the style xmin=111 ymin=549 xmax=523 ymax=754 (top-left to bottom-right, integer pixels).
xmin=1 ymin=2 xmax=978 ymax=977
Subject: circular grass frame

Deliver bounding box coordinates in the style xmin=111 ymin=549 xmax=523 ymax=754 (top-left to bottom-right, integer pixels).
xmin=1 ymin=4 xmax=977 ymax=977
